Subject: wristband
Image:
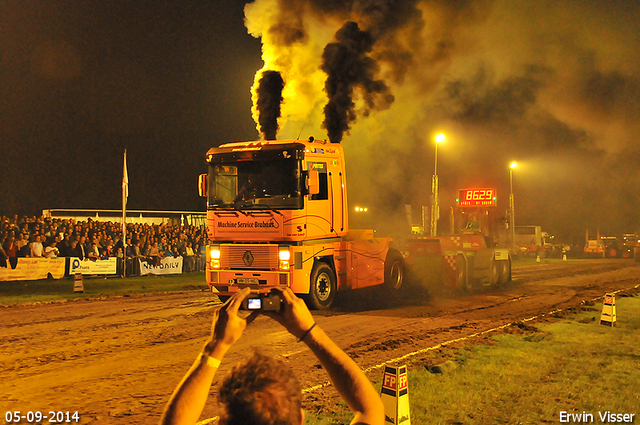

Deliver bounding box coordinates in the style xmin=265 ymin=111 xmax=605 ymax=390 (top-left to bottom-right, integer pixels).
xmin=298 ymin=323 xmax=317 ymax=342
xmin=199 ymin=352 xmax=221 ymax=368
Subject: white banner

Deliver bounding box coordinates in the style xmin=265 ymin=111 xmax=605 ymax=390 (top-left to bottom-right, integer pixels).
xmin=139 ymin=256 xmax=183 ymax=276
xmin=0 ymin=258 xmax=66 ymax=281
xmin=70 ymin=257 xmax=118 ymax=275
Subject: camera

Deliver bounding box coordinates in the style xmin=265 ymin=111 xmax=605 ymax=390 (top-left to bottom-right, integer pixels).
xmin=241 ymin=291 xmax=282 ymax=312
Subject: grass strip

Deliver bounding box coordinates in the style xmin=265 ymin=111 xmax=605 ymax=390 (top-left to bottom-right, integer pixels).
xmin=0 ymin=273 xmax=209 ymax=305
xmin=306 ymin=294 xmax=640 ymax=424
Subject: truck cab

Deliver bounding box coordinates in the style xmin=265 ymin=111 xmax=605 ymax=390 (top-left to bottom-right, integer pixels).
xmin=199 ymin=138 xmax=403 ymax=309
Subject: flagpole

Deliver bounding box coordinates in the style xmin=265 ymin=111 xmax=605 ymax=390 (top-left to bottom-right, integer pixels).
xmin=122 ymin=150 xmax=129 ymax=265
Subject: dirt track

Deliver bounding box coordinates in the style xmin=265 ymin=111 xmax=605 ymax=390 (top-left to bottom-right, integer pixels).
xmin=1 ymin=260 xmax=639 ymax=424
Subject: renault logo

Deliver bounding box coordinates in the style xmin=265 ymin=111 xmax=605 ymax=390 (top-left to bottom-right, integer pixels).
xmin=243 ymin=251 xmax=254 ymax=266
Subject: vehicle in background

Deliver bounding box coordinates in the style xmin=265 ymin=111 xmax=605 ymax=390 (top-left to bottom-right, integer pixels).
xmin=514 ymin=225 xmax=557 ymax=257
xmin=584 ymin=229 xmax=605 ymax=258
xmin=621 ymin=233 xmax=639 ymax=259
xmin=600 ymin=236 xmax=621 ymax=258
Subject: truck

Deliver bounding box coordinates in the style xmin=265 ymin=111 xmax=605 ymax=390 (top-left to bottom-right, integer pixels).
xmin=198 ymin=137 xmax=405 ymax=309
xmin=403 ymin=188 xmax=512 ymax=292
xmin=584 ymin=229 xmax=605 ymax=258
xmin=514 ymin=225 xmax=556 ymax=257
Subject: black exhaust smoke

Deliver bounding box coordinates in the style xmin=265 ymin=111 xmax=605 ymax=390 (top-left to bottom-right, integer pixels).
xmin=256 ymin=70 xmax=285 ymax=140
xmin=321 ymin=21 xmax=394 ymax=143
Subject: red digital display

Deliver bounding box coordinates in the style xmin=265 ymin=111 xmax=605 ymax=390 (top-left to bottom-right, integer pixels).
xmin=458 ymin=188 xmax=497 ymax=207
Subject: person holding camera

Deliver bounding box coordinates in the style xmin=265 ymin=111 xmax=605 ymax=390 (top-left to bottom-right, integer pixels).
xmin=159 ymin=287 xmax=384 ymax=425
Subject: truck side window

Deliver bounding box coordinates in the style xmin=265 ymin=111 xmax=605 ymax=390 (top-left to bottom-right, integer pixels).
xmin=308 ymin=162 xmax=328 ymax=200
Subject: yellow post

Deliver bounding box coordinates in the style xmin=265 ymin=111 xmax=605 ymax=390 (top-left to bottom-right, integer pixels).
xmin=599 ymin=293 xmax=616 ymax=327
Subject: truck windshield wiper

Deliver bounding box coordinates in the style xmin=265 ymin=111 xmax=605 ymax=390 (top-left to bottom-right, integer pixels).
xmin=237 ymin=202 xmax=283 ymax=216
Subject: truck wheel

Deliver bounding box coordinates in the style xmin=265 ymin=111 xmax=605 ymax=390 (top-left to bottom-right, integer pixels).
xmin=456 ymin=255 xmax=468 ymax=291
xmin=384 ymin=249 xmax=405 ymax=296
xmin=490 ymin=260 xmax=500 ymax=286
xmin=216 ymin=295 xmax=230 ymax=304
xmin=497 ymin=260 xmax=511 ymax=285
xmin=308 ymin=262 xmax=336 ymax=310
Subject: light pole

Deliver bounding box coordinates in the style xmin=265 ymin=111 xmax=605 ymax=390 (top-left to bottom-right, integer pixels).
xmin=509 ymin=161 xmax=517 ymax=253
xmin=431 ymin=133 xmax=445 ymax=236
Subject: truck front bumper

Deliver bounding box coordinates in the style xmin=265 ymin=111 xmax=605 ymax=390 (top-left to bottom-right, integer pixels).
xmin=208 ymin=270 xmax=289 ymax=294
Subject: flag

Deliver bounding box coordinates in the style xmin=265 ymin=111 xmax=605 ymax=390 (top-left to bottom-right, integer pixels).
xmin=123 ymin=150 xmax=129 ymax=201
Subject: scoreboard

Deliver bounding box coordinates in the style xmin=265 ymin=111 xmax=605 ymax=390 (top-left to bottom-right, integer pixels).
xmin=457 ymin=188 xmax=497 ymax=208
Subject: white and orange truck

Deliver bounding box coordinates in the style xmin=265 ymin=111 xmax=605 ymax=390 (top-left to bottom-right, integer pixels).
xmin=198 ymin=137 xmax=404 ymax=309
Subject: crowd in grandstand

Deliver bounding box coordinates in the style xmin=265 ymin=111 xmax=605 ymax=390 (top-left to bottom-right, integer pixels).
xmin=0 ymin=214 xmax=207 ymax=274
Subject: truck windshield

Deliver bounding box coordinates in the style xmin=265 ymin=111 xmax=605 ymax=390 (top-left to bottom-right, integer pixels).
xmin=208 ymin=159 xmax=302 ymax=210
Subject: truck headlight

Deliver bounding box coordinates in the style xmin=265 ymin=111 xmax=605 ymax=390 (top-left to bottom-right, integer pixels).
xmin=210 ymin=246 xmax=221 ymax=269
xmin=279 ymin=249 xmax=290 ymax=270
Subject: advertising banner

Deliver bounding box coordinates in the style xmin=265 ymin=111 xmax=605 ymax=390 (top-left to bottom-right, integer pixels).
xmin=0 ymin=258 xmax=66 ymax=282
xmin=139 ymin=256 xmax=183 ymax=276
xmin=70 ymin=257 xmax=118 ymax=275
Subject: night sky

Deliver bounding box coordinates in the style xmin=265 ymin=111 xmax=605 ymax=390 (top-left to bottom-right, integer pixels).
xmin=1 ymin=0 xmax=639 ymax=243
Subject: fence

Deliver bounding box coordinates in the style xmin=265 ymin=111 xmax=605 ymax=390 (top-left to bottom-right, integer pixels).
xmin=0 ymin=255 xmax=206 ymax=282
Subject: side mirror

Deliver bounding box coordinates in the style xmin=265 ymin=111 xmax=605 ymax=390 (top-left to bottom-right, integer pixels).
xmin=198 ymin=174 xmax=207 ymax=197
xmin=307 ymin=169 xmax=320 ymax=195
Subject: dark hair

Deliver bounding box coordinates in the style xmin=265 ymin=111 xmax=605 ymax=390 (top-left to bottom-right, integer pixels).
xmin=218 ymin=351 xmax=302 ymax=425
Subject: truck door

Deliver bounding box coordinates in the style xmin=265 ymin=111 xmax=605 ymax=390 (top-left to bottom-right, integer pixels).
xmin=307 ymin=162 xmax=332 ymax=238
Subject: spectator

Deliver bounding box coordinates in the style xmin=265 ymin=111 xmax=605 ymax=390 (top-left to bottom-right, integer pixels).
xmin=30 ymin=235 xmax=44 ymax=258
xmin=87 ymin=242 xmax=99 ymax=261
xmin=159 ymin=288 xmax=384 ymax=425
xmin=15 ymin=233 xmax=28 ymax=251
xmin=44 ymin=241 xmax=59 ymax=258
xmin=99 ymin=246 xmax=110 ymax=260
xmin=3 ymin=235 xmax=18 ymax=268
xmin=184 ymin=242 xmax=196 ymax=273
xmin=76 ymin=235 xmax=88 ymax=259
xmin=0 ymin=242 xmax=7 ymax=268
xmin=148 ymin=241 xmax=161 ymax=266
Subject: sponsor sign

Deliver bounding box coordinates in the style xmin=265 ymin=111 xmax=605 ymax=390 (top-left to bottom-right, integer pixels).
xmin=0 ymin=258 xmax=65 ymax=282
xmin=139 ymin=256 xmax=183 ymax=276
xmin=70 ymin=257 xmax=118 ymax=275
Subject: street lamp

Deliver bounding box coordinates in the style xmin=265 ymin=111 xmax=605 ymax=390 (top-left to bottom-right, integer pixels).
xmin=430 ymin=133 xmax=446 ymax=236
xmin=509 ymin=162 xmax=517 ymax=253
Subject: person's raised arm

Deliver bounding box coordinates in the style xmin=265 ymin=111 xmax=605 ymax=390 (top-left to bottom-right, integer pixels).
xmin=267 ymin=288 xmax=384 ymax=425
xmin=159 ymin=288 xmax=256 ymax=425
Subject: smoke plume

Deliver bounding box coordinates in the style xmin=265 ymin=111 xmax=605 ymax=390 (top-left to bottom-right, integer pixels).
xmin=255 ymin=70 xmax=285 ymax=140
xmin=321 ymin=21 xmax=394 ymax=143
xmin=245 ymin=0 xmax=640 ymax=240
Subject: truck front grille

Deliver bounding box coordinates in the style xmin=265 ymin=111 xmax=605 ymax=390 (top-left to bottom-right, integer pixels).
xmin=222 ymin=244 xmax=278 ymax=270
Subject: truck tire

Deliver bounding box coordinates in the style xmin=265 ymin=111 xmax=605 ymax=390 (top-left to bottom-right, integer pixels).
xmin=216 ymin=295 xmax=230 ymax=304
xmin=497 ymin=260 xmax=511 ymax=285
xmin=308 ymin=262 xmax=336 ymax=310
xmin=384 ymin=249 xmax=405 ymax=297
xmin=456 ymin=254 xmax=468 ymax=291
xmin=489 ymin=259 xmax=500 ymax=286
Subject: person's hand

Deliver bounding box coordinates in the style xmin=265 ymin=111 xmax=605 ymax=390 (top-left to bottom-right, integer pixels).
xmin=204 ymin=288 xmax=257 ymax=358
xmin=265 ymin=288 xmax=316 ymax=339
